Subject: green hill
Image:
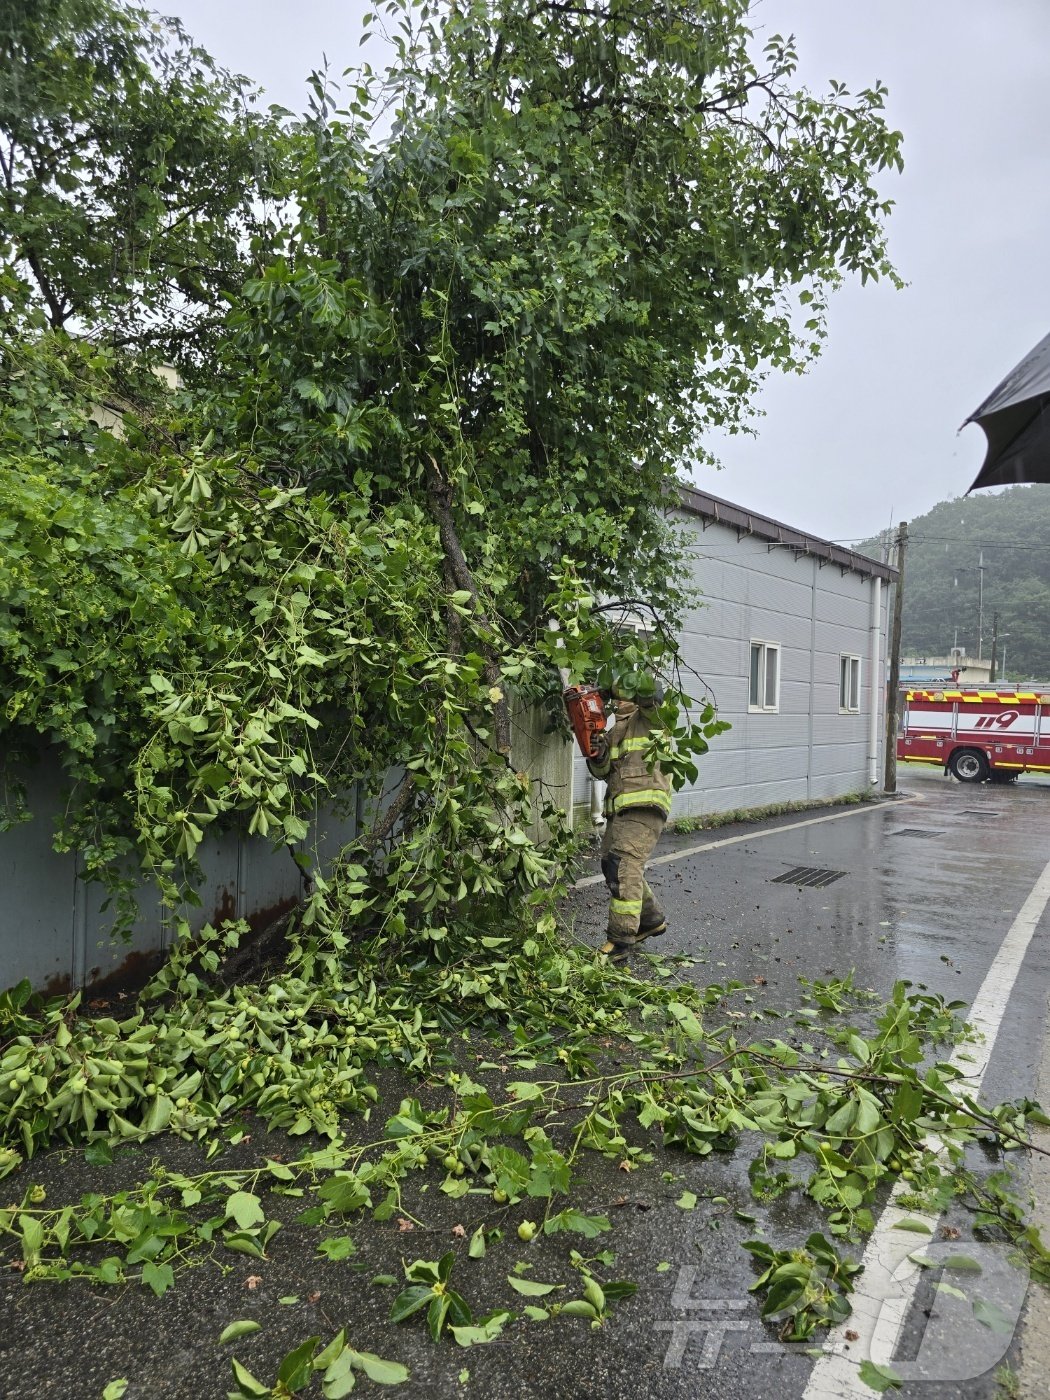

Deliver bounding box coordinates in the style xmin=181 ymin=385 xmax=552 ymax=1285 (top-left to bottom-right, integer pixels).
xmin=861 ymin=486 xmax=1050 ymax=682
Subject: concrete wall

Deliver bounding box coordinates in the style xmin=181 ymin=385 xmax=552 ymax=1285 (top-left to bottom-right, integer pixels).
xmin=573 ymin=511 xmax=890 ymax=825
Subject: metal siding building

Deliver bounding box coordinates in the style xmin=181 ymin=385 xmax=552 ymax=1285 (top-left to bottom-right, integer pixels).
xmin=573 ymin=487 xmax=896 ymax=823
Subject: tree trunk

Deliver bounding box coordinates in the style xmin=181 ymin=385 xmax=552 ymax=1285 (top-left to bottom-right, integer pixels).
xmin=427 ymin=457 xmax=512 ymax=754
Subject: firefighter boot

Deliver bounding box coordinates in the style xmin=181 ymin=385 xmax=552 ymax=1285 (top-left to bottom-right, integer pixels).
xmin=598 ymin=810 xmax=667 ymax=964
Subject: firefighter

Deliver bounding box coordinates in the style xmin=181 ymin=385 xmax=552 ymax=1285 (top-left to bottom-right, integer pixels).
xmin=587 ymin=687 xmax=672 ymax=965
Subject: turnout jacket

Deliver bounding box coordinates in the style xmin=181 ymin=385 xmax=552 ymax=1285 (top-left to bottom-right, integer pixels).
xmin=585 ymin=698 xmax=672 ymax=818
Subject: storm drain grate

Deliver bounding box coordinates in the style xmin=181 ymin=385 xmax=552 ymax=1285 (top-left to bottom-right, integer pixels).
xmin=771 ymin=866 xmax=847 ymax=889
xmin=890 ymin=828 xmax=946 ymax=838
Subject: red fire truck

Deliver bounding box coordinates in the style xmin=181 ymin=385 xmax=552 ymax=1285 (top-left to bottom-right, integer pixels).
xmin=898 ymin=687 xmax=1050 ymax=783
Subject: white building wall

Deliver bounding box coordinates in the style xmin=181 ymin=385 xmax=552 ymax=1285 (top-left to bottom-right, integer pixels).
xmin=573 ymin=510 xmax=891 ymax=823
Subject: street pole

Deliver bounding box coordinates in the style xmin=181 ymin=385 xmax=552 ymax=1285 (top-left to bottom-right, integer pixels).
xmin=884 ymin=521 xmax=907 ymax=794
xmin=989 ymin=612 xmax=999 ymax=684
xmin=978 ymin=550 xmax=985 ymax=663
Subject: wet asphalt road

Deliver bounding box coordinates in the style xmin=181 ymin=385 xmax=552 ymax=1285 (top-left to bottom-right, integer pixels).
xmin=3 ymin=766 xmax=1049 ymax=1400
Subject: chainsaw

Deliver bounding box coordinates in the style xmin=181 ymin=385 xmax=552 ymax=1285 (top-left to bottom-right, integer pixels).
xmin=563 ymin=684 xmax=608 ymax=759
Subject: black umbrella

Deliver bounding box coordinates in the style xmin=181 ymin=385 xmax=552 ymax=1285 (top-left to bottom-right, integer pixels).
xmin=965 ymin=329 xmax=1050 ymax=491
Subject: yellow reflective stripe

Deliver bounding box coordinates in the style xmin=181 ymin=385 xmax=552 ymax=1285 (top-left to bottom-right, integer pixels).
xmin=610 ymin=898 xmax=643 ymax=916
xmin=611 ymin=789 xmax=672 ymax=814
xmin=608 ymin=738 xmax=653 ymax=760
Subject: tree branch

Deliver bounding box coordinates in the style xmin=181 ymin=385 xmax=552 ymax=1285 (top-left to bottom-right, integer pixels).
xmin=426 ymin=454 xmax=512 ymax=753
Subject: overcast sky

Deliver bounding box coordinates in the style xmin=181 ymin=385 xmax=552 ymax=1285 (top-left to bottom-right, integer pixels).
xmin=165 ymin=0 xmax=1050 ymax=546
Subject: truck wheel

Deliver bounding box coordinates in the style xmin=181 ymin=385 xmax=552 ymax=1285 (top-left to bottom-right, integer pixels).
xmin=949 ymin=749 xmax=989 ymax=783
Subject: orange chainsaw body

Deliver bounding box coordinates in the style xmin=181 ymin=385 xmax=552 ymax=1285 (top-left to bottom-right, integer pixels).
xmin=563 ymin=684 xmax=608 ymax=759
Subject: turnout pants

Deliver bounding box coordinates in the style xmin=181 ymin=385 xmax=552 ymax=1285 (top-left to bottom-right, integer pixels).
xmin=600 ymin=807 xmax=667 ymax=945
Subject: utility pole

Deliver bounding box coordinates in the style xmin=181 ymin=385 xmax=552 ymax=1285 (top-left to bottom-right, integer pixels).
xmin=884 ymin=521 xmax=907 ymax=794
xmin=978 ymin=550 xmax=985 ymax=662
xmin=989 ymin=611 xmax=999 ymax=684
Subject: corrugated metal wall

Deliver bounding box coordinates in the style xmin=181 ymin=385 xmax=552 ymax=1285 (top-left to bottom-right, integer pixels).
xmin=0 ymin=746 xmax=361 ymax=994
xmin=573 ymin=511 xmax=889 ymax=823
xmin=1 ymin=708 xmax=573 ymax=992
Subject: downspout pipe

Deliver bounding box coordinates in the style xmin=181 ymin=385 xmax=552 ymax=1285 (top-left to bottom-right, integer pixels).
xmin=868 ymin=576 xmax=882 ymax=785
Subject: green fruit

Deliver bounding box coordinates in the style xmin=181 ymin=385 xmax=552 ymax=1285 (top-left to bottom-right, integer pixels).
xmin=442 ymin=1154 xmax=459 ymax=1172
xmin=517 ymin=1220 xmax=537 ymax=1242
xmin=492 ymin=1188 xmax=509 ymax=1204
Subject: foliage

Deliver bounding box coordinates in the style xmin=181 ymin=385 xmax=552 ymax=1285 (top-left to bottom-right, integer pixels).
xmin=742 ymin=1231 xmax=862 ymax=1341
xmin=226 ymin=1331 xmax=409 ymax=1399
xmin=3 ymin=947 xmax=1048 ymax=1313
xmin=672 ymin=790 xmax=877 ymax=834
xmin=0 ymin=0 xmax=278 ymax=360
xmin=862 ymin=485 xmax=1050 ymax=680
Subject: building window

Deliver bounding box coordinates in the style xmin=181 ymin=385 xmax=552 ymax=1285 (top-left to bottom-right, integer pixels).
xmin=840 ymin=654 xmax=861 ymax=712
xmin=749 ymin=641 xmax=780 ymax=712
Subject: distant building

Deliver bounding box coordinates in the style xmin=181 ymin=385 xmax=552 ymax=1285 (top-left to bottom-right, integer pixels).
xmin=900 ymin=654 xmax=992 ymax=688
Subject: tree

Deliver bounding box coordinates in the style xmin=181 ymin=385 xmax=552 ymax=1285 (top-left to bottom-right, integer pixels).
xmin=208 ymin=0 xmax=901 ymax=623
xmin=0 ymin=0 xmax=277 ymax=359
xmin=0 ymin=0 xmax=903 ymax=956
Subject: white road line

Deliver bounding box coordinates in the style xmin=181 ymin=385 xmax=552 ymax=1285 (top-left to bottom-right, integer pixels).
xmin=803 ymin=852 xmax=1050 ymax=1400
xmin=573 ymin=797 xmax=917 ymax=888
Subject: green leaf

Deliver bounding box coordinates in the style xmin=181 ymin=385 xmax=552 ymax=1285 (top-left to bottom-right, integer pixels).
xmin=348 ymin=1349 xmax=411 ymax=1384
xmin=506 ymin=1081 xmax=543 ymax=1100
xmin=542 ymin=1209 xmax=610 ymax=1238
xmin=507 ymin=1276 xmax=563 ymax=1297
xmin=450 ymin=1312 xmax=512 ymax=1347
xmin=943 ymin=1255 xmax=984 ymax=1274
xmin=858 ymin=1359 xmax=902 ymax=1392
xmin=226 ymin=1192 xmax=265 ymax=1231
xmin=230 ymin=1358 xmax=271 ymax=1398
xmin=219 ymin=1320 xmax=262 ymax=1345
xmin=972 ymin=1298 xmax=1015 ymax=1334
xmin=141 ymin=1260 xmax=175 ymax=1297
xmin=468 ymin=1227 xmax=487 ymax=1259
xmin=559 ymin=1300 xmax=599 ymax=1319
xmin=102 ymin=1383 xmax=128 ymax=1400
xmin=278 ymin=1336 xmax=320 ymax=1391
xmin=676 ymin=1191 xmax=698 ymax=1211
xmin=390 ymin=1284 xmax=435 ymax=1324
xmin=321 ymin=1350 xmax=357 ymax=1399
xmin=892 ymin=1219 xmax=933 ymax=1234
xmin=317 ymin=1235 xmax=356 ymax=1261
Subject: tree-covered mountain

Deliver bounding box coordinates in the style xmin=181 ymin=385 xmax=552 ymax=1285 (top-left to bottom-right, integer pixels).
xmin=862 ymin=486 xmax=1050 ymax=681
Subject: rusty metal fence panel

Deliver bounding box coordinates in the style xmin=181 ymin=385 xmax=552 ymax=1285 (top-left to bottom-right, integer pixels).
xmin=1 ymin=719 xmax=572 ymax=992
xmin=1 ymin=747 xmax=360 ymax=993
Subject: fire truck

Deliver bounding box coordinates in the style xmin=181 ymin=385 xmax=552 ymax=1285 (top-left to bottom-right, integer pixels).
xmin=897 ymin=687 xmax=1050 ymax=783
